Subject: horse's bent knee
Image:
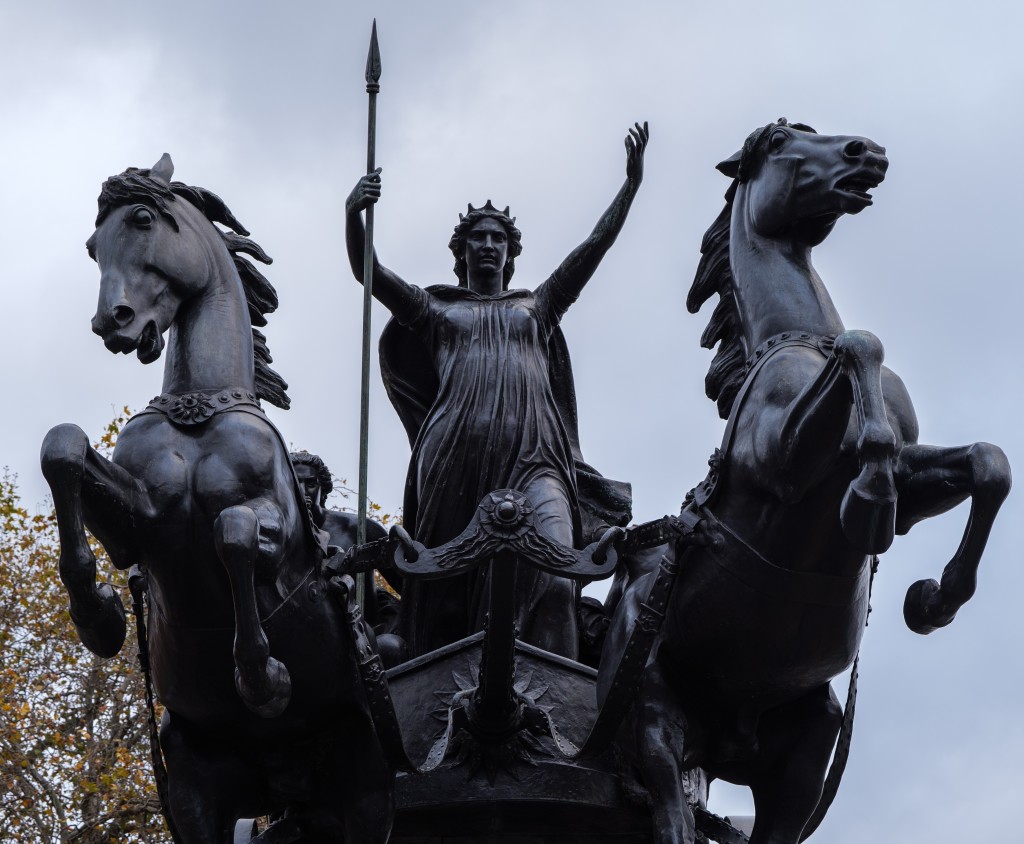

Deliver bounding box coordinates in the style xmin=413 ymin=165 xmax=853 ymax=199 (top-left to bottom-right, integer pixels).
xmin=215 ymin=506 xmax=260 ymax=559
xmin=833 ymin=329 xmax=885 ymax=365
xmin=40 ymin=423 xmax=90 ymax=481
xmin=968 ymin=442 xmax=1012 ymax=501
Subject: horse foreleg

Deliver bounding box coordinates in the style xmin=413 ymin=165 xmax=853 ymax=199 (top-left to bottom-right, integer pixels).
xmin=40 ymin=423 xmax=143 ymax=657
xmin=160 ymin=711 xmax=263 ymax=843
xmin=832 ymin=331 xmax=898 ymax=554
xmin=771 ymin=331 xmax=897 ymax=553
xmin=773 ymin=349 xmax=852 ymax=495
xmin=634 ymin=661 xmax=698 ymax=844
xmin=896 ymin=442 xmax=1011 ymax=634
xmin=746 ymin=684 xmax=843 ymax=844
xmin=215 ymin=504 xmax=292 ymax=718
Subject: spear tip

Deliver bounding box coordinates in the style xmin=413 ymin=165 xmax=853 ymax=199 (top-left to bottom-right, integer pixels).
xmin=365 ymin=19 xmax=382 ymax=90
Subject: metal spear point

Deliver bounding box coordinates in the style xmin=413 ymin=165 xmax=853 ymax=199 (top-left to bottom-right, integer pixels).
xmin=357 ymin=20 xmax=381 ymax=608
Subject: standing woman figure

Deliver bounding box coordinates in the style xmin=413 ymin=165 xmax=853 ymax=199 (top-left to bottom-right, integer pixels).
xmin=346 ymin=123 xmax=648 ymax=659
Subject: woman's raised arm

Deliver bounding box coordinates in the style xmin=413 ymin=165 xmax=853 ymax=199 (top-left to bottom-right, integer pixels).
xmin=545 ymin=122 xmax=649 ymax=306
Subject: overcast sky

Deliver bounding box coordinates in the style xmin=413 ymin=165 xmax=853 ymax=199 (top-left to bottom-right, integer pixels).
xmin=1 ymin=1 xmax=1021 ymax=840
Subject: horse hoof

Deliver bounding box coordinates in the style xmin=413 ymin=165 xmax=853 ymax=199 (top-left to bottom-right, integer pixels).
xmin=235 ymin=657 xmax=292 ymax=718
xmin=69 ymin=582 xmax=127 ymax=658
xmin=903 ymin=578 xmax=956 ymax=635
xmin=840 ymin=478 xmax=896 ymax=554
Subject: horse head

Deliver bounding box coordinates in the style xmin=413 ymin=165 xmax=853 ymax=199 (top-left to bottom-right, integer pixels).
xmin=85 ymin=155 xmax=289 ymax=407
xmin=689 ymin=120 xmax=891 ymax=416
xmin=719 ymin=119 xmax=888 ymax=246
xmin=87 ymin=155 xmax=221 ymax=362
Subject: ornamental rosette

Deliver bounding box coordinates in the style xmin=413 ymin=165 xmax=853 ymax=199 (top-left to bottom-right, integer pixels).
xmin=168 ymin=392 xmax=216 ymax=425
xmin=479 ymin=491 xmax=534 ymax=541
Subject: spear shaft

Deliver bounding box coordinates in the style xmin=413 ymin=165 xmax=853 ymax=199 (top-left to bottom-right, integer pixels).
xmin=357 ymin=20 xmax=381 ymax=607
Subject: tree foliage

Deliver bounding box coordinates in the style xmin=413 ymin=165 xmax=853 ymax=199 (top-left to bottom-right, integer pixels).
xmin=0 ymin=410 xmax=170 ymax=843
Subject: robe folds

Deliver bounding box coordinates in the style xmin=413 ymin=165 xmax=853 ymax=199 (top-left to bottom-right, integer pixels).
xmin=379 ymin=280 xmax=631 ymax=658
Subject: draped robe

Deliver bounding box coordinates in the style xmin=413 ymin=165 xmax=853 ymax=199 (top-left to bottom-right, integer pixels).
xmin=379 ymin=277 xmax=631 ymax=658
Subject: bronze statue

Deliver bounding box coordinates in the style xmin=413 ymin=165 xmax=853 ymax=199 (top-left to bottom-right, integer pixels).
xmin=600 ymin=120 xmax=1011 ymax=844
xmin=39 ymin=74 xmax=1012 ymax=843
xmin=344 ymin=123 xmax=647 ymax=659
xmin=40 ymin=157 xmax=394 ymax=843
xmin=290 ymin=450 xmax=400 ymax=641
xmin=291 ymin=450 xmax=388 ymax=552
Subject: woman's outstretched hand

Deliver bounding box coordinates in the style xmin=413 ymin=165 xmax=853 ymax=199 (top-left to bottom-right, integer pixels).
xmin=625 ymin=122 xmax=649 ymax=183
xmin=346 ymin=167 xmax=383 ymax=215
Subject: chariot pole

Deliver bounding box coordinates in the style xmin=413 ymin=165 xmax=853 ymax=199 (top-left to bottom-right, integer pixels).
xmin=356 ymin=20 xmax=382 ymax=608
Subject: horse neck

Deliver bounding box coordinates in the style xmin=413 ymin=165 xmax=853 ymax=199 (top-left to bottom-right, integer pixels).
xmin=729 ymin=190 xmax=846 ymax=350
xmin=162 ymin=247 xmax=256 ymax=396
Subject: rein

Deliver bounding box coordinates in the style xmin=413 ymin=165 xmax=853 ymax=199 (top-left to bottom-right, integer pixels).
xmin=128 ymin=566 xmax=183 ymax=844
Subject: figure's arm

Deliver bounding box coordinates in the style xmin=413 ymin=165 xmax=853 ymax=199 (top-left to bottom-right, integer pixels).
xmin=544 ymin=123 xmax=649 ymax=307
xmin=346 ymin=169 xmax=427 ymax=321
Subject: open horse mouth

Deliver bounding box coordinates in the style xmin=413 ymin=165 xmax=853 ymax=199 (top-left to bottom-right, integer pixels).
xmin=135 ymin=320 xmax=165 ymax=364
xmin=835 ymin=172 xmax=885 ymax=207
xmin=105 ymin=319 xmax=164 ymax=363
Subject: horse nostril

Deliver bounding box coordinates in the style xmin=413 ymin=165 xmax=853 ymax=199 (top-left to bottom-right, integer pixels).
xmin=843 ymin=140 xmax=867 ymax=159
xmin=112 ymin=305 xmax=135 ymax=327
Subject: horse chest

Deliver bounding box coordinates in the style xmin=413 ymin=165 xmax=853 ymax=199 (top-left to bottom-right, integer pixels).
xmin=115 ymin=414 xmax=283 ymax=523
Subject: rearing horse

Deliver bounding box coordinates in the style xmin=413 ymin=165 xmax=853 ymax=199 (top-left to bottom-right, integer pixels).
xmin=600 ymin=120 xmax=1010 ymax=844
xmin=40 ymin=155 xmax=393 ymax=843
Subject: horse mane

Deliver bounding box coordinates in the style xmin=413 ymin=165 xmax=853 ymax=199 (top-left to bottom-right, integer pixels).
xmin=687 ymin=198 xmax=745 ymax=419
xmin=95 ymin=170 xmax=290 ymax=409
xmin=687 ymin=119 xmax=818 ymax=420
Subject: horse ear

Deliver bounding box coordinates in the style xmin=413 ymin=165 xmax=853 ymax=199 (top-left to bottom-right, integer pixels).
xmin=151 ymin=153 xmax=174 ymax=184
xmin=716 ymin=150 xmax=742 ymax=179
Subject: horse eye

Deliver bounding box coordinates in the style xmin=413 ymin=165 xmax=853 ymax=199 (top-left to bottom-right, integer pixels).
xmin=129 ymin=206 xmax=154 ymax=228
xmin=769 ymin=131 xmax=787 ymax=152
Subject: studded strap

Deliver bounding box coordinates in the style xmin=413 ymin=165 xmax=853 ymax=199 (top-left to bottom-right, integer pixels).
xmin=141 ymin=387 xmax=261 ymax=426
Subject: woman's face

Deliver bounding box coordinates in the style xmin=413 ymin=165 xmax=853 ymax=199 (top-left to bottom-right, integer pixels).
xmin=464 ymin=217 xmax=509 ymax=291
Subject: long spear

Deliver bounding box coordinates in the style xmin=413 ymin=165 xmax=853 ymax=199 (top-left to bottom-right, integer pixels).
xmin=356 ymin=20 xmax=381 ymax=608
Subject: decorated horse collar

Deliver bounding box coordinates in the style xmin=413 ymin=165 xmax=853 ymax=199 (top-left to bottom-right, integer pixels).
xmin=741 ymin=331 xmax=835 ymax=378
xmin=141 ymin=388 xmax=263 ymax=427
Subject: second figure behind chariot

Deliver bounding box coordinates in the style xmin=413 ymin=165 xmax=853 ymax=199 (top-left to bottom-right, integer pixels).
xmin=345 ymin=123 xmax=648 ymax=659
